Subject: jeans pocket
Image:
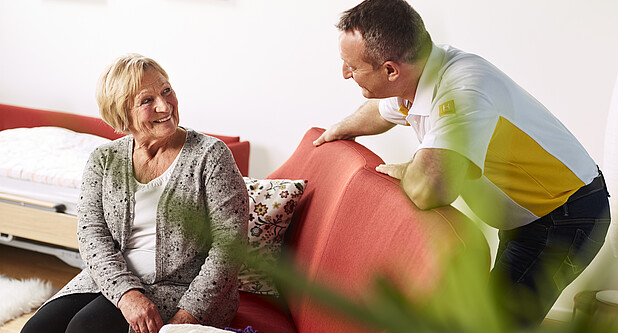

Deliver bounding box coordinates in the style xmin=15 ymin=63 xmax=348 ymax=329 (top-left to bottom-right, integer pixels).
xmin=552 ymin=226 xmax=607 ymax=291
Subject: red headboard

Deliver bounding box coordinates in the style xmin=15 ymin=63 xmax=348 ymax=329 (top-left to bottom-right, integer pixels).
xmin=0 ymin=103 xmax=250 ymax=176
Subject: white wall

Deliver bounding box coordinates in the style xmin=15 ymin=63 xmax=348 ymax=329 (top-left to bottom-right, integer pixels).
xmin=2 ymin=0 xmax=618 ymax=320
xmin=1 ymin=0 xmax=617 ymax=178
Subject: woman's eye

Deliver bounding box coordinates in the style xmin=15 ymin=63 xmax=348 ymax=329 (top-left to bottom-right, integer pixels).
xmin=141 ymin=98 xmax=152 ymax=105
xmin=163 ymin=88 xmax=171 ymax=95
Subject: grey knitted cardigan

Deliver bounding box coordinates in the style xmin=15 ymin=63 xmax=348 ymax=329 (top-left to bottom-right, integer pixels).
xmin=50 ymin=129 xmax=249 ymax=328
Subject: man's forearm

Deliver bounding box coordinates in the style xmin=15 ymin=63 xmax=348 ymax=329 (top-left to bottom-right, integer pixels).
xmin=314 ymin=100 xmax=395 ymax=146
xmin=400 ymin=148 xmax=471 ymax=210
xmin=340 ymin=100 xmax=395 ymax=137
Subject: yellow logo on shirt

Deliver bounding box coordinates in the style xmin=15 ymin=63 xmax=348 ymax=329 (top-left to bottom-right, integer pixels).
xmin=439 ymin=100 xmax=455 ymax=117
xmin=398 ymin=104 xmax=411 ymax=126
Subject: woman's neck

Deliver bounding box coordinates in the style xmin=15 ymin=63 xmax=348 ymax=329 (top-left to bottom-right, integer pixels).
xmin=133 ymin=128 xmax=186 ymax=159
xmin=132 ymin=128 xmax=187 ymax=183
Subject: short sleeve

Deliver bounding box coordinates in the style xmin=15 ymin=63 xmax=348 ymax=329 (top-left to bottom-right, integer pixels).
xmin=419 ymin=90 xmax=499 ymax=173
xmin=379 ymin=97 xmax=409 ymax=126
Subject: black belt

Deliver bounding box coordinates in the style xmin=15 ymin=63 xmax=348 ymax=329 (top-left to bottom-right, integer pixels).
xmin=566 ymin=171 xmax=608 ymax=204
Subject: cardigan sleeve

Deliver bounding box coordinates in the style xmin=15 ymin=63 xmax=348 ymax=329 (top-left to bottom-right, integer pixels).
xmin=177 ymin=140 xmax=249 ymax=326
xmin=77 ymin=145 xmax=143 ymax=306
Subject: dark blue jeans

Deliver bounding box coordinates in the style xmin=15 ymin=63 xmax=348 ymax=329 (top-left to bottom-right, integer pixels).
xmin=489 ymin=173 xmax=611 ymax=328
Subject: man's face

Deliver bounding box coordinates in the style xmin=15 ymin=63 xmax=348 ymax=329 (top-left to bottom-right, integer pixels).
xmin=339 ymin=30 xmax=390 ymax=99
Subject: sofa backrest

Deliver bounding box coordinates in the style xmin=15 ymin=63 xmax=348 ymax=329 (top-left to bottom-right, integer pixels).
xmin=268 ymin=127 xmax=489 ymax=333
xmin=0 ymin=104 xmax=250 ymax=176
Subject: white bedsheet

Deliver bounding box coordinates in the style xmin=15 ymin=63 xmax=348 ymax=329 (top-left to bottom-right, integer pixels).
xmin=0 ymin=176 xmax=81 ymax=215
xmin=0 ymin=127 xmax=111 ymax=214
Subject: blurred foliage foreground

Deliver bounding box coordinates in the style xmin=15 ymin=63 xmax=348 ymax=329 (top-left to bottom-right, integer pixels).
xmin=238 ymin=223 xmax=618 ymax=333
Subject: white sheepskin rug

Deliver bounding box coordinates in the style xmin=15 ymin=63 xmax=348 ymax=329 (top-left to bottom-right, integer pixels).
xmin=0 ymin=274 xmax=54 ymax=325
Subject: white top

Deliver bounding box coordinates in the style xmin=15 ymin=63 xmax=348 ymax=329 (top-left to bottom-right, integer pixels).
xmin=125 ymin=146 xmax=183 ymax=278
xmin=379 ymin=43 xmax=597 ymax=230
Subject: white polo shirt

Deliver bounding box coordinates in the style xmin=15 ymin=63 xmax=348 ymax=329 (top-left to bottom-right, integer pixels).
xmin=379 ymin=43 xmax=598 ymax=230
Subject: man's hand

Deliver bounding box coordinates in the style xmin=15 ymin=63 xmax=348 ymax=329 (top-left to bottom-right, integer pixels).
xmin=313 ymin=125 xmax=356 ymax=146
xmin=118 ymin=289 xmax=164 ymax=333
xmin=313 ymin=100 xmax=395 ymax=147
xmin=376 ymin=162 xmax=410 ymax=180
xmin=167 ymin=309 xmax=200 ymax=325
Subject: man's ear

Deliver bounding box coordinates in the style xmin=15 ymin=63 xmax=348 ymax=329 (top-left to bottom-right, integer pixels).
xmin=383 ymin=61 xmax=400 ymax=82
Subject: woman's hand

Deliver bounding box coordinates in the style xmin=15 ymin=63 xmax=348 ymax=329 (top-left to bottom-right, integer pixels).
xmin=167 ymin=309 xmax=200 ymax=325
xmin=118 ymin=289 xmax=164 ymax=333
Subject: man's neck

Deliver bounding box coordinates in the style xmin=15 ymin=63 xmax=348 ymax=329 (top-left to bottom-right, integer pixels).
xmin=399 ymin=56 xmax=429 ymax=103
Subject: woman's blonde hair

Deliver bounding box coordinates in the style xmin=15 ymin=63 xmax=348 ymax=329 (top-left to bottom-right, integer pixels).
xmin=96 ymin=54 xmax=169 ymax=133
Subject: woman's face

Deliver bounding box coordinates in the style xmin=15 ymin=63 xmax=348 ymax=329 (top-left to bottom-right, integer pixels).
xmin=128 ymin=69 xmax=179 ymax=141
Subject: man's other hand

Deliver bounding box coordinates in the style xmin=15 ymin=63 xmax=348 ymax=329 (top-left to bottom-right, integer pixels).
xmin=376 ymin=162 xmax=409 ymax=180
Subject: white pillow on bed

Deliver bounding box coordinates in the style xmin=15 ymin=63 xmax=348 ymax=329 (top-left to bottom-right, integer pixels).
xmin=0 ymin=126 xmax=110 ymax=188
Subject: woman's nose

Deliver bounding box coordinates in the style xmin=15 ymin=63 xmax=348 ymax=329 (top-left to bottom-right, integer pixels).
xmin=154 ymin=97 xmax=169 ymax=112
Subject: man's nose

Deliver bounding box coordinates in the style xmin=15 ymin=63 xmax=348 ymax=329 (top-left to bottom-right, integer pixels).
xmin=342 ymin=63 xmax=353 ymax=80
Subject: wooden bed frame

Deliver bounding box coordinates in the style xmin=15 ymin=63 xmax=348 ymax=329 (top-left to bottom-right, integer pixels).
xmin=0 ymin=193 xmax=80 ymax=249
xmin=0 ymin=103 xmax=250 ymax=252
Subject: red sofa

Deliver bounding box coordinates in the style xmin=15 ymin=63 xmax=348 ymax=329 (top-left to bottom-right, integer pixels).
xmin=0 ymin=104 xmax=250 ymax=176
xmin=228 ymin=127 xmax=490 ymax=332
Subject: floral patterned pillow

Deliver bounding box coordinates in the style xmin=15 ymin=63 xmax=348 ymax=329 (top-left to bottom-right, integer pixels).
xmin=238 ymin=177 xmax=307 ymax=297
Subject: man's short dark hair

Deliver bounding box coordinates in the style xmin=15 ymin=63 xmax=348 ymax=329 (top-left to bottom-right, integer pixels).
xmin=337 ymin=0 xmax=432 ymax=68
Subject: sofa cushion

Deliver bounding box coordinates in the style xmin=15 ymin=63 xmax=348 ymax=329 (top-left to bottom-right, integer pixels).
xmin=239 ymin=177 xmax=307 ymax=297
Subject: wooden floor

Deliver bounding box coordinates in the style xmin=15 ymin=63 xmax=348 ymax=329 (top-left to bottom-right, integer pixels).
xmin=0 ymin=244 xmax=80 ymax=333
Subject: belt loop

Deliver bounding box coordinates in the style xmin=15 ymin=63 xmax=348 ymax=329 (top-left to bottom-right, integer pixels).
xmin=562 ymin=203 xmax=569 ymax=217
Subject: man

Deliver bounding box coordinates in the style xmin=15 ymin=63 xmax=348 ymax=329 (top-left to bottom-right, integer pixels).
xmin=314 ymin=0 xmax=611 ymax=327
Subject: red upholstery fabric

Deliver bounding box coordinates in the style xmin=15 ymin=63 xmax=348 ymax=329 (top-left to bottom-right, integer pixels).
xmin=229 ymin=292 xmax=296 ymax=333
xmin=0 ymin=104 xmax=250 ymax=176
xmin=226 ymin=141 xmax=250 ymax=177
xmin=266 ymin=127 xmax=489 ymax=333
xmin=0 ymin=104 xmax=124 ymax=140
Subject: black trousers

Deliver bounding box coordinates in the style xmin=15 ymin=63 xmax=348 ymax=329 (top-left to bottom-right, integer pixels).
xmin=489 ymin=172 xmax=611 ymax=327
xmin=21 ymin=293 xmax=129 ymax=333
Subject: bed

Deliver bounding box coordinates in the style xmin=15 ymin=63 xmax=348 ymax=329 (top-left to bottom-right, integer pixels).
xmin=0 ymin=103 xmax=250 ymax=267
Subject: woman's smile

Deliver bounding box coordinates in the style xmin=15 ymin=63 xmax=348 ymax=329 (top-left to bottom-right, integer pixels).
xmin=153 ymin=114 xmax=172 ymax=123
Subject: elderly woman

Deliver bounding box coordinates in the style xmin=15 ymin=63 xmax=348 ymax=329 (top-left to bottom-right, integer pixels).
xmin=21 ymin=54 xmax=248 ymax=333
